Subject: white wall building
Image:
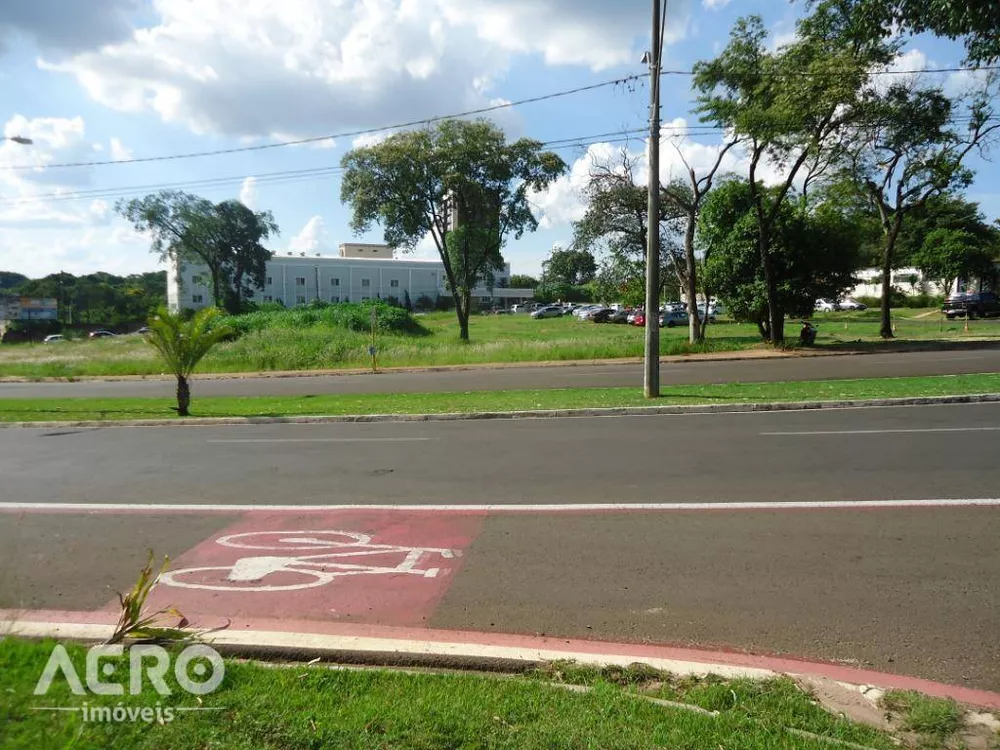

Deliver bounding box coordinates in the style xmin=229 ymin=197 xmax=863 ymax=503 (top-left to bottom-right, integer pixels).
xmin=167 ymin=243 xmax=533 ymax=311
xmin=848 ymin=267 xmax=952 ymax=299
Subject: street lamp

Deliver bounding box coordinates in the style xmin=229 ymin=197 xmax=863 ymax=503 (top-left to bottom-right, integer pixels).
xmin=4 ymin=135 xmax=33 ymax=145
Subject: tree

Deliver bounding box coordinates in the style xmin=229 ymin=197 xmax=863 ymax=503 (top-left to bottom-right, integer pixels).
xmin=340 ymin=119 xmax=565 ymax=340
xmin=912 ymin=228 xmax=997 ymax=295
xmin=693 ymin=7 xmax=893 ymax=343
xmin=835 ymin=77 xmax=1000 ymax=337
xmin=542 ymin=247 xmax=597 ymax=286
xmin=816 ymin=0 xmax=1000 ymax=63
xmin=0 ymin=271 xmax=28 ymax=291
xmin=144 ymin=307 xmax=231 ymax=417
xmin=661 ymin=132 xmax=741 ymax=343
xmin=509 ymin=274 xmax=539 ymax=289
xmin=573 ymin=148 xmax=683 ymax=306
xmin=212 ymin=200 xmax=279 ymax=314
xmin=701 ymin=179 xmax=861 ymax=339
xmin=117 ymin=192 xmax=277 ymax=314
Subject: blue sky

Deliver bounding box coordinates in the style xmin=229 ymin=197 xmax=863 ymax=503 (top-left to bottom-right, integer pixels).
xmin=0 ymin=0 xmax=992 ymax=280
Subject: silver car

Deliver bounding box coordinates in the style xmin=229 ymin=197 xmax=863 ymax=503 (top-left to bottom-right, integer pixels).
xmin=530 ymin=305 xmax=564 ymax=319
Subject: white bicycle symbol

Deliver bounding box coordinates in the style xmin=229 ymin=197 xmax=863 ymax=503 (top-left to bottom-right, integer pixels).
xmin=158 ymin=530 xmax=460 ymax=592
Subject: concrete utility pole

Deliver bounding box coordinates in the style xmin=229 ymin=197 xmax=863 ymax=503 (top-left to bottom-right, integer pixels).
xmin=643 ymin=0 xmax=663 ymax=398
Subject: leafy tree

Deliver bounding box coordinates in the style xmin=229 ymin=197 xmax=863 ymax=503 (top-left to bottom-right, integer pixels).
xmin=814 ymin=0 xmax=1000 ymax=63
xmin=542 ymin=247 xmax=597 ymax=286
xmin=834 ymin=77 xmax=1000 ymax=337
xmin=509 ymin=274 xmax=539 ymax=289
xmin=340 ymin=119 xmax=565 ymax=340
xmin=701 ymin=179 xmax=861 ymax=339
xmin=694 ymin=7 xmax=893 ymax=343
xmin=144 ymin=307 xmax=231 ymax=417
xmin=0 ymin=271 xmax=27 ymax=291
xmin=117 ymin=192 xmax=277 ymax=314
xmin=912 ymin=228 xmax=997 ymax=295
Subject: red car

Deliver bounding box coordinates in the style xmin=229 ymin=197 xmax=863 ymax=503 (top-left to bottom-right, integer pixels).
xmin=632 ymin=312 xmax=646 ymax=326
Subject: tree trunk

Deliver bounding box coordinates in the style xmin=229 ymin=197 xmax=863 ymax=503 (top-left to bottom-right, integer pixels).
xmin=456 ymin=292 xmax=471 ymax=341
xmin=759 ymin=233 xmax=783 ymax=345
xmin=880 ymin=223 xmax=901 ymax=339
xmin=683 ymin=216 xmax=702 ymax=344
xmin=879 ymin=261 xmax=894 ymax=339
xmin=176 ymin=375 xmax=191 ymax=417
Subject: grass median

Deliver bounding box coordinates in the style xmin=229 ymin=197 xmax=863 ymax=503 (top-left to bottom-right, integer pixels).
xmin=1 ymin=638 xmax=897 ymax=750
xmin=0 ymin=373 xmax=997 ymax=422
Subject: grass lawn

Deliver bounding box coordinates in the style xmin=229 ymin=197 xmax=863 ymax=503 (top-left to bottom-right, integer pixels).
xmin=0 ymin=638 xmax=897 ymax=750
xmin=1 ymin=309 xmax=997 ymax=380
xmin=0 ymin=373 xmax=996 ymax=422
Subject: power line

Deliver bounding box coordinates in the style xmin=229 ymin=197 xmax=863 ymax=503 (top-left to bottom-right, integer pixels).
xmin=5 ymin=62 xmax=993 ymax=174
xmin=2 ymin=74 xmax=648 ymax=172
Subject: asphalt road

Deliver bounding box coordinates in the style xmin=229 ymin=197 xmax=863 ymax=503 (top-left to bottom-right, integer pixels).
xmin=1 ymin=346 xmax=999 ymax=398
xmin=2 ymin=403 xmax=998 ymax=689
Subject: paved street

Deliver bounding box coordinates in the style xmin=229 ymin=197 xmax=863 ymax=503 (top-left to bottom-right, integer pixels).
xmin=1 ymin=346 xmax=999 ymax=398
xmin=2 ymin=402 xmax=998 ymax=690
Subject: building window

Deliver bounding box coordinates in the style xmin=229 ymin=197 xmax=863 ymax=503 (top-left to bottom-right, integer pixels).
xmin=192 ymin=294 xmax=204 ymax=304
xmin=361 ymin=278 xmax=371 ymax=288
xmin=331 ymin=278 xmax=340 ymax=287
xmin=266 ymin=276 xmax=273 ymax=286
xmin=296 ymin=294 xmax=306 ymax=305
xmin=263 ymin=295 xmax=273 ymax=303
xmin=295 ymin=277 xmax=306 ymax=287
xmin=191 ymin=275 xmax=202 ymax=285
xmin=331 ymin=295 xmax=340 ymax=303
xmin=390 ymin=279 xmax=399 ymax=288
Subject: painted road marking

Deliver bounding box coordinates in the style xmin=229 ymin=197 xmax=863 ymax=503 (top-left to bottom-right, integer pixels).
xmin=762 ymin=427 xmax=1000 ymax=436
xmin=159 ymin=529 xmax=459 ymax=592
xmin=3 ymin=498 xmax=1000 ymax=513
xmin=205 ymin=437 xmax=437 ymax=443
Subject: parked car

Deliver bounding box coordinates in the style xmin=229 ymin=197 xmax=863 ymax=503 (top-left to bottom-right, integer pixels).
xmin=590 ymin=308 xmax=616 ymax=323
xmin=42 ymin=334 xmax=66 ymax=344
xmin=814 ymin=299 xmax=837 ymax=313
xmin=660 ymin=310 xmax=689 ymax=328
xmin=575 ymin=304 xmax=602 ymax=319
xmin=631 ymin=312 xmax=646 ymax=327
xmin=838 ymin=298 xmax=867 ymax=311
xmin=530 ymin=305 xmax=564 ymax=319
xmin=88 ymin=329 xmax=118 ymax=339
xmin=607 ymin=309 xmax=630 ymax=324
xmin=134 ymin=326 xmax=151 ymax=335
xmin=662 ymin=302 xmax=686 ymax=313
xmin=943 ymin=291 xmax=1000 ymax=319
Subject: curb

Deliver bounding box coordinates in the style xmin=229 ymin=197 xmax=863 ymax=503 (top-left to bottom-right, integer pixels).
xmin=5 ymin=618 xmax=1000 ymax=710
xmin=1 ymin=392 xmax=999 ymax=429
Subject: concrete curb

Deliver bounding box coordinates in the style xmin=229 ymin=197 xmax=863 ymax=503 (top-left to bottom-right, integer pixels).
xmin=1 ymin=392 xmax=999 ymax=429
xmin=6 ymin=618 xmax=1000 ymax=710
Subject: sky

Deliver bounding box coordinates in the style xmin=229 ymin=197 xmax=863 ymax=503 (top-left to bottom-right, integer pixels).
xmin=0 ymin=0 xmax=994 ymax=281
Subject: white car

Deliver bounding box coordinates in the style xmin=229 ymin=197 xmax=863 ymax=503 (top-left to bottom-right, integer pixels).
xmin=530 ymin=305 xmax=564 ymax=319
xmin=574 ymin=305 xmax=601 ymax=319
xmin=815 ymin=299 xmax=837 ymax=313
xmin=42 ymin=334 xmax=66 ymax=344
xmin=839 ymin=298 xmax=867 ymax=311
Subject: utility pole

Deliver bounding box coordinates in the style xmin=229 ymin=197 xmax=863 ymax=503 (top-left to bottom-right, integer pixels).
xmin=643 ymin=0 xmax=663 ymax=398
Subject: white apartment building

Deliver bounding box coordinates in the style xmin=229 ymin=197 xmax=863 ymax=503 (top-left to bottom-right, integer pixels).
xmin=167 ymin=243 xmax=532 ymax=311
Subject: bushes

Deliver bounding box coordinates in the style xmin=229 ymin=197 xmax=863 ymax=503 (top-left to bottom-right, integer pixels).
xmin=216 ymin=300 xmax=428 ymax=338
xmin=855 ymin=292 xmax=944 ymax=309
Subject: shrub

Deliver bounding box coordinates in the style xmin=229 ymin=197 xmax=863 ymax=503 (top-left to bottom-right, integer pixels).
xmin=216 ymin=300 xmax=428 ymax=338
xmin=415 ymin=294 xmax=435 ymax=311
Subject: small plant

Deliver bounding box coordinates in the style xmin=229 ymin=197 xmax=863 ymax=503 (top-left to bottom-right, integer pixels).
xmin=882 ymin=689 xmax=962 ymax=739
xmin=145 ymin=306 xmax=232 ymax=416
xmin=107 ymin=551 xmax=191 ymax=645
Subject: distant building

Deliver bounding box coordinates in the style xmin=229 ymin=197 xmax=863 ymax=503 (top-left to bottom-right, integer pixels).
xmin=166 ymin=243 xmax=534 ymax=311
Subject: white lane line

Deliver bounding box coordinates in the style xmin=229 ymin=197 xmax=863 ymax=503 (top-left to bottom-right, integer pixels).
xmin=762 ymin=427 xmax=1000 ymax=436
xmin=1 ymin=499 xmax=998 ymax=513
xmin=205 ymin=437 xmax=437 ymax=443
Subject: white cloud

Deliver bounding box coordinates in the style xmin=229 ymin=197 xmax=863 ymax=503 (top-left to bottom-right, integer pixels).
xmin=702 ymin=0 xmax=730 ymax=9
xmin=239 ymin=176 xmax=257 ymax=209
xmin=38 ymin=0 xmax=690 ymax=140
xmin=351 ymin=132 xmax=392 ymax=150
xmin=288 ymin=216 xmax=332 ymax=255
xmin=108 ymin=137 xmax=133 ymax=161
xmin=0 ymin=223 xmax=153 ymax=278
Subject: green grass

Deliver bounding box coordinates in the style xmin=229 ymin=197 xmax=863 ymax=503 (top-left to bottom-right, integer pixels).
xmin=881 ymin=690 xmax=963 ymax=739
xmin=2 ymin=309 xmax=995 ymax=380
xmin=0 ymin=373 xmax=997 ymax=422
xmin=0 ymin=638 xmax=896 ymax=749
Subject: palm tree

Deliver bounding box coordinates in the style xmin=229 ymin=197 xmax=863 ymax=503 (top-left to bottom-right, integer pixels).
xmin=144 ymin=307 xmax=231 ymax=416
